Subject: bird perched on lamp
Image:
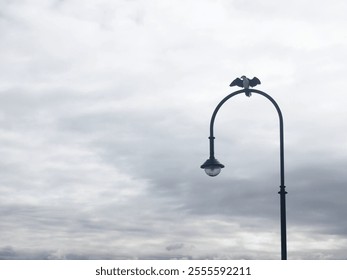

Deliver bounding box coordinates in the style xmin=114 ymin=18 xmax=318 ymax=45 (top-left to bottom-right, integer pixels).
xmin=229 ymin=76 xmax=261 ymax=97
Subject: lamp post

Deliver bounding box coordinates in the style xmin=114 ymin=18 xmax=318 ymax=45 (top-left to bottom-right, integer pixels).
xmin=201 ymin=85 xmax=287 ymax=260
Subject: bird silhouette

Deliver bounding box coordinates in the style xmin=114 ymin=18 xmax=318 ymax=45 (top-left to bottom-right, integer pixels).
xmin=229 ymin=76 xmax=261 ymax=97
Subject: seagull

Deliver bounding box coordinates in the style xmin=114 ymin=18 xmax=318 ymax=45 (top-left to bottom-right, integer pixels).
xmin=229 ymin=76 xmax=261 ymax=97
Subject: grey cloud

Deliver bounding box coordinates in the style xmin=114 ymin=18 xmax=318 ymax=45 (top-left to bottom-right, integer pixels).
xmin=166 ymin=243 xmax=184 ymax=251
xmin=1 ymin=0 xmax=347 ymax=260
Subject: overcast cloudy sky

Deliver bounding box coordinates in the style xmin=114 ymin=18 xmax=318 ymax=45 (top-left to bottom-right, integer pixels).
xmin=1 ymin=0 xmax=347 ymax=260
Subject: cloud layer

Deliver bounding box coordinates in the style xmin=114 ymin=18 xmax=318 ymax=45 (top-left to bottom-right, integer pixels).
xmin=1 ymin=0 xmax=347 ymax=259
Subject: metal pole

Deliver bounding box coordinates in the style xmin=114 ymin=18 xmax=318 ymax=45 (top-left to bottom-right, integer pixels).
xmin=252 ymin=89 xmax=287 ymax=260
xmin=208 ymin=88 xmax=287 ymax=260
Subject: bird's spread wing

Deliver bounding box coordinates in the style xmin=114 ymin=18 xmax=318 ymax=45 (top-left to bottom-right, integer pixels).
xmin=229 ymin=78 xmax=243 ymax=87
xmin=249 ymin=77 xmax=261 ymax=87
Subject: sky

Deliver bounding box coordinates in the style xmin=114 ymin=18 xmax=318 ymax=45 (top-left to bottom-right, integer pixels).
xmin=1 ymin=0 xmax=347 ymax=260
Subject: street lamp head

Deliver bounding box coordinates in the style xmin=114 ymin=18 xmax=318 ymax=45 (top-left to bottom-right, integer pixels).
xmin=200 ymin=157 xmax=225 ymax=177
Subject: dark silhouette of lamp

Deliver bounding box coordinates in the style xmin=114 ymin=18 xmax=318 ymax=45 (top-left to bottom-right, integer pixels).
xmin=200 ymin=157 xmax=224 ymax=177
xmin=200 ymin=77 xmax=288 ymax=260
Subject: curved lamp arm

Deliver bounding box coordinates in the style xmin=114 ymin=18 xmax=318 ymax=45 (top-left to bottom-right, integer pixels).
xmin=203 ymin=89 xmax=284 ymax=187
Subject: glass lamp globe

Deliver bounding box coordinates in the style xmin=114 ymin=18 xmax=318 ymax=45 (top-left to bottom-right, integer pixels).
xmin=204 ymin=166 xmax=222 ymax=177
xmin=200 ymin=157 xmax=225 ymax=177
